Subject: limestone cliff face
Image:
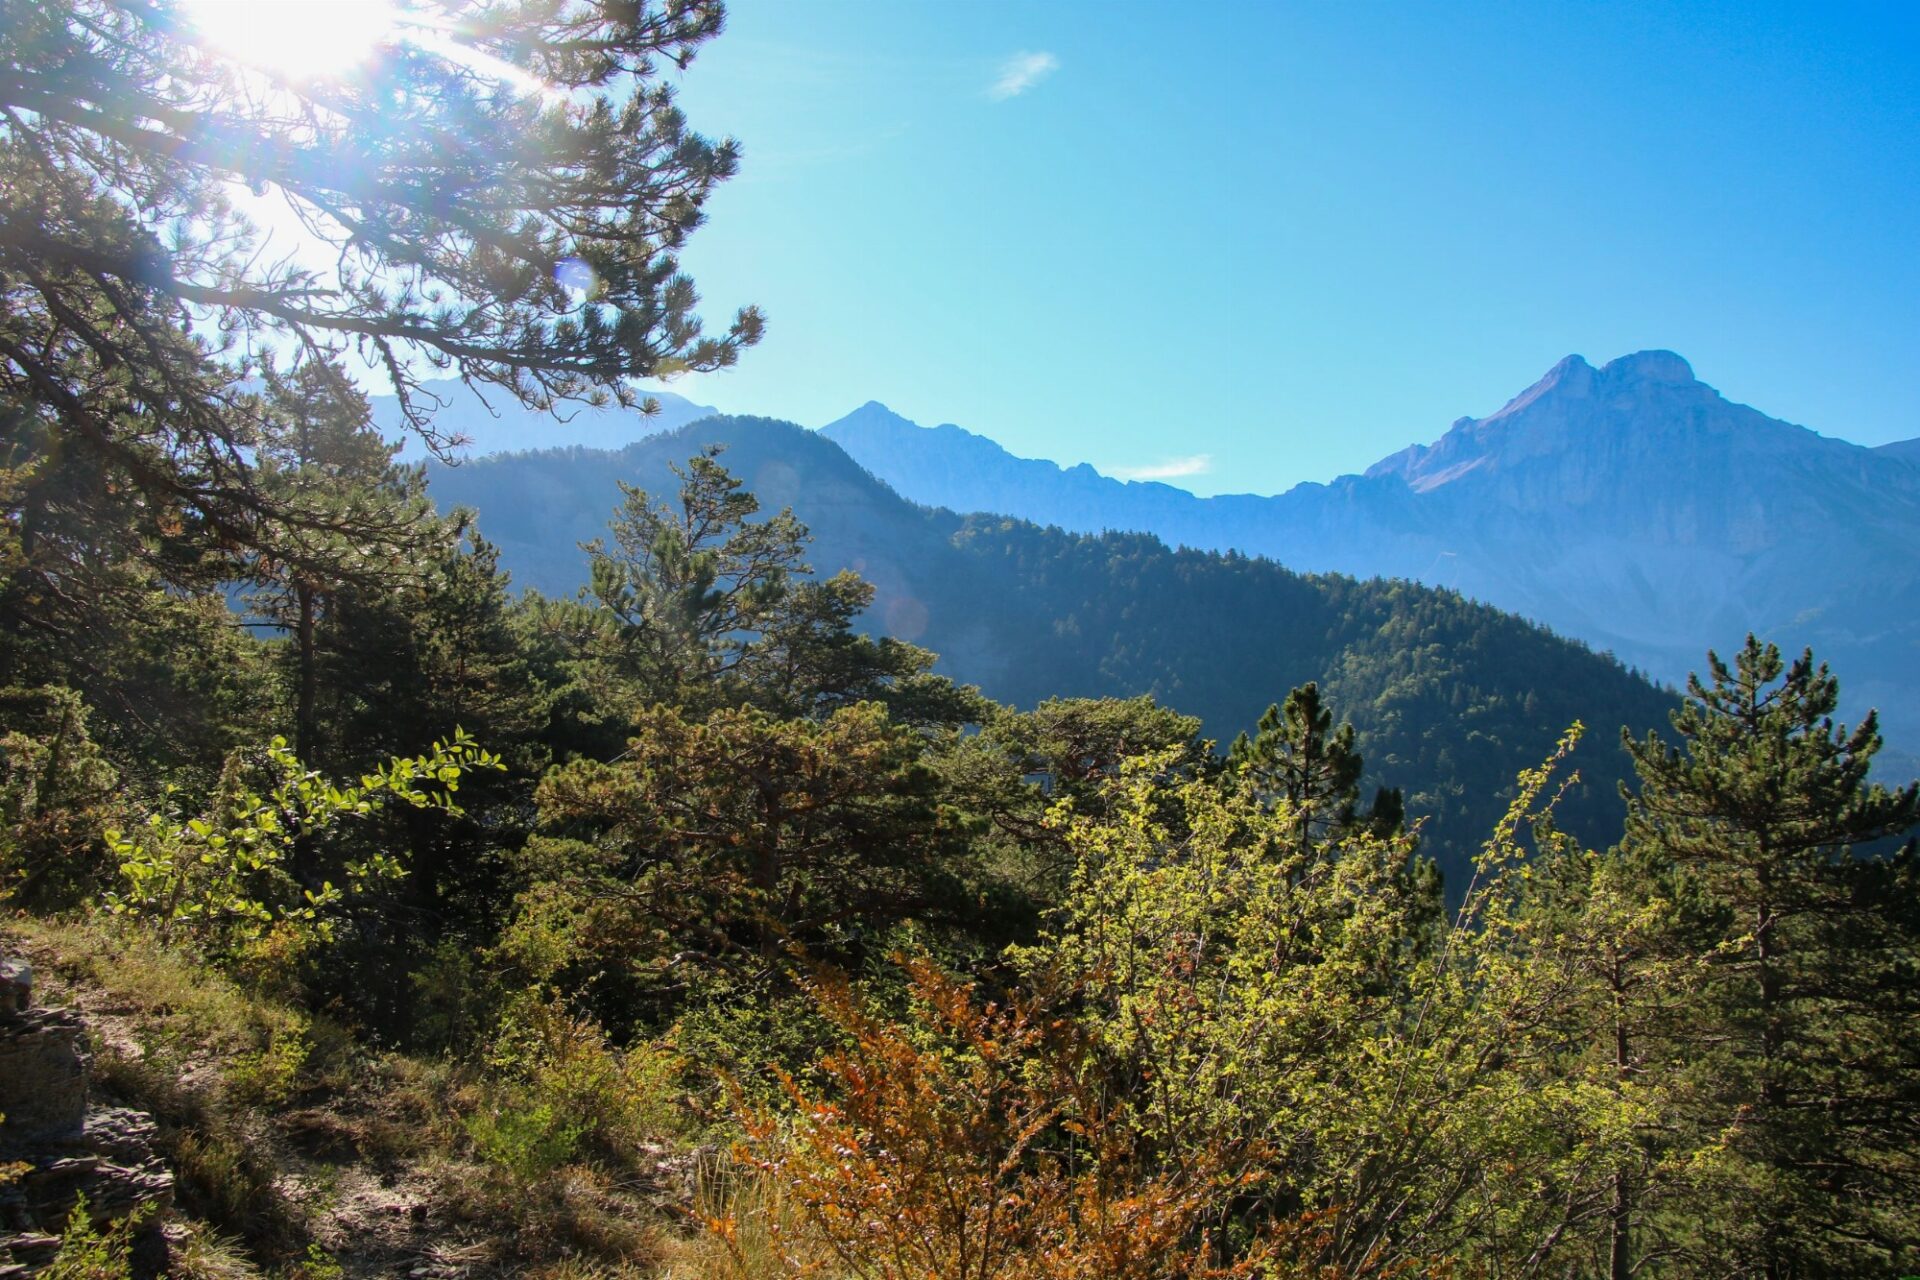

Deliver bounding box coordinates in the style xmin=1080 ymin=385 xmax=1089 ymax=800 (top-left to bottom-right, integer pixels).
xmin=1367 ymin=351 xmax=1917 ymax=553
xmin=1346 ymin=353 xmax=1920 ymax=753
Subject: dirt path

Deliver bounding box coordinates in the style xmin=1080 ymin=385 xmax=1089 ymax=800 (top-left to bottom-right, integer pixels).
xmin=5 ymin=927 xmax=496 ymax=1278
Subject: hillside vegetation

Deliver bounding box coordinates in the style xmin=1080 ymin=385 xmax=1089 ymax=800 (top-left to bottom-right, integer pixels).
xmin=5 ymin=421 xmax=1917 ymax=1277
xmin=425 ymin=415 xmax=1680 ymax=886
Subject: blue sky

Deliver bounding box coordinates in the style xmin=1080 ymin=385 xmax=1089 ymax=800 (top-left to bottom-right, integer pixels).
xmin=648 ymin=0 xmax=1918 ymax=496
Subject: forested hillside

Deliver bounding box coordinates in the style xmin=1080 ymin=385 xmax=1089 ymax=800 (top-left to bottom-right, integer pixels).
xmin=426 ymin=414 xmax=1680 ymax=881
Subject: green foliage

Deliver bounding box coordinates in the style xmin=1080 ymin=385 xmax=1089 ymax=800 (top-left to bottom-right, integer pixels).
xmin=582 ymin=448 xmax=807 ymax=706
xmin=567 ymin=447 xmax=957 ymax=722
xmin=926 ymin=694 xmax=1205 ymax=904
xmin=224 ymin=1016 xmax=314 ymax=1109
xmin=0 ymin=685 xmax=121 ymax=906
xmin=511 ymin=699 xmax=968 ymax=1037
xmin=104 ymin=730 xmax=501 ymax=958
xmin=465 ymin=1101 xmax=587 ymax=1190
xmin=247 ymin=357 xmax=441 ymax=762
xmin=1448 ymin=766 xmax=1723 ymax=1275
xmin=996 ymin=722 xmax=1744 ymax=1274
xmin=39 ymin=1199 xmax=141 ymax=1280
xmin=1019 ymin=744 xmax=1449 ymax=1265
xmin=0 ymin=393 xmax=266 ymax=768
xmin=479 ymin=995 xmax=687 ymax=1165
xmin=1620 ymin=636 xmax=1920 ymax=1275
xmin=282 ymin=1243 xmax=346 ymax=1280
xmin=1228 ymin=681 xmax=1385 ymax=838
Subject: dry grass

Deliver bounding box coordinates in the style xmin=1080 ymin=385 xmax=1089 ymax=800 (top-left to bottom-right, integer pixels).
xmin=651 ymin=1149 xmax=833 ymax=1280
xmin=5 ymin=914 xmax=780 ymax=1279
xmin=165 ymin=1225 xmax=266 ymax=1280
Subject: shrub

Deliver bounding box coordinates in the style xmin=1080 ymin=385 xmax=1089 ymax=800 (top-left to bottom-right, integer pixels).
xmin=465 ymin=1100 xmax=585 ymax=1189
xmin=39 ymin=1199 xmax=141 ymax=1280
xmin=104 ymin=730 xmax=500 ymax=960
xmin=725 ymin=956 xmax=1261 ymax=1280
xmin=484 ymin=995 xmax=687 ymax=1161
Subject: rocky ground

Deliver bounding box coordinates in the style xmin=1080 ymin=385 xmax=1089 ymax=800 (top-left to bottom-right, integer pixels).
xmin=0 ymin=924 xmax=718 ymax=1280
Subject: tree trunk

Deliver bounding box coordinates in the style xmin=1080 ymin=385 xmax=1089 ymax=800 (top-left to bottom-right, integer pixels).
xmin=1609 ymin=952 xmax=1633 ymax=1280
xmin=292 ymin=580 xmax=318 ymax=886
xmin=295 ymin=580 xmax=316 ymax=764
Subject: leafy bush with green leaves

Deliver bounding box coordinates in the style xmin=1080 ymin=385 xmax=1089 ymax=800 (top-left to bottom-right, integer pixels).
xmin=38 ymin=1199 xmax=143 ymax=1280
xmin=104 ymin=729 xmax=500 ymax=958
xmin=480 ymin=995 xmax=687 ymax=1163
xmin=465 ymin=1101 xmax=586 ymax=1189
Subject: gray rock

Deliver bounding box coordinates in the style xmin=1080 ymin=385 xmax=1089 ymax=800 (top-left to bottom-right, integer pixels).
xmin=0 ymin=1008 xmax=88 ymax=1143
xmin=0 ymin=989 xmax=173 ymax=1277
xmin=0 ymin=960 xmax=29 ymax=1015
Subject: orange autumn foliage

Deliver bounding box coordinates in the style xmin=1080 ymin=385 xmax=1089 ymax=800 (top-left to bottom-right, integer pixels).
xmin=716 ymin=955 xmax=1358 ymax=1280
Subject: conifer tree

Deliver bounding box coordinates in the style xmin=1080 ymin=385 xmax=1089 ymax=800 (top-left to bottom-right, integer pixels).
xmin=250 ymin=358 xmax=436 ymax=761
xmin=571 ymin=448 xmax=942 ymax=718
xmin=1623 ymin=636 xmax=1920 ymax=1276
xmin=1 ymin=0 xmax=760 ymax=570
xmin=1228 ymin=682 xmax=1403 ymax=843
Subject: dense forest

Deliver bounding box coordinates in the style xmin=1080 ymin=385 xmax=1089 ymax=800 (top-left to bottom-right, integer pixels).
xmin=3 ymin=3 xmax=1918 ymax=1279
xmin=427 ymin=415 xmax=1683 ymax=890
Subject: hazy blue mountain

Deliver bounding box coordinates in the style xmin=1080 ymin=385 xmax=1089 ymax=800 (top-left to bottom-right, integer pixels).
xmin=819 ymin=402 xmax=1227 ymax=541
xmin=1877 ymin=437 xmax=1920 ymax=466
xmin=823 ymin=352 xmax=1920 ymax=765
xmin=423 ymin=415 xmax=1680 ymax=887
xmin=371 ymin=378 xmax=718 ymax=460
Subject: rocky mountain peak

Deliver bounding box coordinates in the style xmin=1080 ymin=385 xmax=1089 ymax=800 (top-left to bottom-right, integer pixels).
xmin=1367 ymin=349 xmax=1725 ymax=490
xmin=1481 ymin=350 xmax=1700 ymax=426
xmin=1478 ymin=353 xmax=1595 ymax=422
xmin=1599 ymin=349 xmax=1696 ymax=385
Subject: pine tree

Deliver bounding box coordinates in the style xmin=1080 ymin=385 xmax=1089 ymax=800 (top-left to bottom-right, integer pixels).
xmin=249 ymin=359 xmax=436 ymax=761
xmin=1228 ymin=681 xmax=1414 ymax=877
xmin=1 ymin=0 xmax=760 ymax=575
xmin=1622 ymin=636 xmax=1920 ymax=1276
xmin=570 ymin=448 xmax=941 ymax=718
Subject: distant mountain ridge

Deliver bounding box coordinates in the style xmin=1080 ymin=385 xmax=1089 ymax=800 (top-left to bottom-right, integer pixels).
xmin=821 ymin=352 xmax=1920 ymax=764
xmin=370 ymin=378 xmax=719 ymax=460
xmin=1877 ymin=436 xmax=1920 ymax=465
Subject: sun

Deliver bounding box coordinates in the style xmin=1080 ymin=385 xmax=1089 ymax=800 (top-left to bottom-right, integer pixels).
xmin=180 ymin=0 xmax=403 ymax=81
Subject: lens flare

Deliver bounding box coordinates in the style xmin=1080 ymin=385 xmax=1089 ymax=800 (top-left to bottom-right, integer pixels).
xmin=553 ymin=257 xmax=599 ymax=297
xmin=181 ymin=0 xmax=398 ymax=80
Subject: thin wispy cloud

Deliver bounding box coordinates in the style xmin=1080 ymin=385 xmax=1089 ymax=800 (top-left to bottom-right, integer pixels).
xmin=989 ymin=50 xmax=1059 ymax=100
xmin=1110 ymin=454 xmax=1213 ymax=482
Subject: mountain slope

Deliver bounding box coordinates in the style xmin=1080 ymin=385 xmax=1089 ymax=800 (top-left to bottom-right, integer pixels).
xmin=423 ymin=415 xmax=1678 ymax=885
xmin=823 ymin=353 xmax=1920 ymax=761
xmin=370 ymin=378 xmax=719 ymax=460
xmin=820 ymin=401 xmax=1227 ymax=542
xmin=1877 ymin=437 xmax=1920 ymax=466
